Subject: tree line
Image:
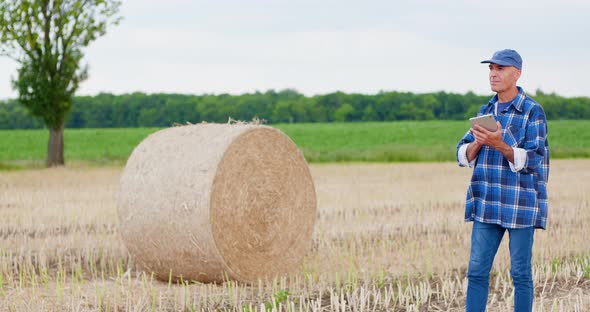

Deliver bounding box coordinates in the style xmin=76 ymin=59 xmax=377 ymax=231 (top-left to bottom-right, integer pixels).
xmin=1 ymin=88 xmax=588 ymax=129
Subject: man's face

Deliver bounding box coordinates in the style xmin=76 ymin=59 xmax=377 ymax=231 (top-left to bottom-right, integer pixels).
xmin=488 ymin=63 xmax=521 ymax=93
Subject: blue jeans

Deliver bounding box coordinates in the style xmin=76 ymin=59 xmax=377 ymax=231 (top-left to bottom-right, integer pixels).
xmin=466 ymin=221 xmax=535 ymax=312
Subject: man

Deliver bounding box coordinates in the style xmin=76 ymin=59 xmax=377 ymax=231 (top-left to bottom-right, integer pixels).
xmin=456 ymin=49 xmax=550 ymax=312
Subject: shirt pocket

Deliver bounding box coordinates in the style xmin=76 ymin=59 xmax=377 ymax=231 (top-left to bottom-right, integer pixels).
xmin=504 ymin=123 xmax=525 ymax=148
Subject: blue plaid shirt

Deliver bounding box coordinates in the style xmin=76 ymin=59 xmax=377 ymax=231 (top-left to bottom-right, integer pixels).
xmin=457 ymin=87 xmax=550 ymax=229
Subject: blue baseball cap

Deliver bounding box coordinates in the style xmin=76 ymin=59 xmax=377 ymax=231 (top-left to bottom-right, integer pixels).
xmin=481 ymin=49 xmax=523 ymax=70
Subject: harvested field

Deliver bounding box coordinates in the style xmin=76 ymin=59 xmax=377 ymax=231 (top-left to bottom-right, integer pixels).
xmin=0 ymin=160 xmax=588 ymax=311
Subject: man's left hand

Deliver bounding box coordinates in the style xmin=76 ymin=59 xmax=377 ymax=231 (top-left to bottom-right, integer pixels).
xmin=471 ymin=121 xmax=504 ymax=149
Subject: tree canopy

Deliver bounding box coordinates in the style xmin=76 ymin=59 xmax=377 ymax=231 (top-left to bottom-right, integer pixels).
xmin=0 ymin=0 xmax=121 ymax=165
xmin=1 ymin=88 xmax=587 ymax=129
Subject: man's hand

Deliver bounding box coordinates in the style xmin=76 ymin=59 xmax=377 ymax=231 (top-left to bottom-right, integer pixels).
xmin=470 ymin=121 xmax=514 ymax=163
xmin=471 ymin=121 xmax=503 ymax=149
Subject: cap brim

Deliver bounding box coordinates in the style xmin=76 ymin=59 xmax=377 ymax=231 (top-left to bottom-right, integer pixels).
xmin=480 ymin=59 xmax=513 ymax=66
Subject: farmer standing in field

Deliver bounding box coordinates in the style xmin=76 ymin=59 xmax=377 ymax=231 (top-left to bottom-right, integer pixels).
xmin=456 ymin=49 xmax=550 ymax=312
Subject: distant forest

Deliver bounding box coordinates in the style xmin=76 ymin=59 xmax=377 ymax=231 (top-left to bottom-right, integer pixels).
xmin=1 ymin=89 xmax=588 ymax=129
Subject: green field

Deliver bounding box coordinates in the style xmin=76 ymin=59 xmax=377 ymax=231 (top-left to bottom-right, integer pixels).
xmin=1 ymin=120 xmax=589 ymax=168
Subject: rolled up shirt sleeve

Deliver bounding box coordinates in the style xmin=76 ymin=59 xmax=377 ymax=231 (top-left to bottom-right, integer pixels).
xmin=508 ymin=147 xmax=527 ymax=172
xmin=514 ymin=106 xmax=549 ymax=175
xmin=458 ymin=143 xmax=477 ymax=168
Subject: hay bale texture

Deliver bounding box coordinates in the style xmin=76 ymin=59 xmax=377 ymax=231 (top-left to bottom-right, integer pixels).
xmin=117 ymin=124 xmax=317 ymax=283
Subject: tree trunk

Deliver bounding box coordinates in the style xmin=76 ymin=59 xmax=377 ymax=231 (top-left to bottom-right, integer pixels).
xmin=47 ymin=123 xmax=65 ymax=167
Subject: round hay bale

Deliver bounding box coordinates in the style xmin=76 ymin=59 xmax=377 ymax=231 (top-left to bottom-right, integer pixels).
xmin=117 ymin=124 xmax=317 ymax=283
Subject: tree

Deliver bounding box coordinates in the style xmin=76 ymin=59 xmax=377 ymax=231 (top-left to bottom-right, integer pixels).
xmin=272 ymin=100 xmax=293 ymax=123
xmin=334 ymin=103 xmax=354 ymax=122
xmin=0 ymin=0 xmax=121 ymax=166
xmin=362 ymin=105 xmax=377 ymax=121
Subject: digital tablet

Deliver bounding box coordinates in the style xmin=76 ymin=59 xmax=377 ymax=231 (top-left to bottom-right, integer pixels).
xmin=469 ymin=114 xmax=498 ymax=132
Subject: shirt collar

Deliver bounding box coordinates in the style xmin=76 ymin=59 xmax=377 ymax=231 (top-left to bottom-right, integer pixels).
xmin=487 ymin=86 xmax=526 ymax=113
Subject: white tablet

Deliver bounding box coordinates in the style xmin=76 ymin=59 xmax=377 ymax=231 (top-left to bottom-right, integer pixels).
xmin=469 ymin=114 xmax=498 ymax=132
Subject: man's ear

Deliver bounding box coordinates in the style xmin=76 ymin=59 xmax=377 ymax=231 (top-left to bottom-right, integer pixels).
xmin=515 ymin=69 xmax=522 ymax=81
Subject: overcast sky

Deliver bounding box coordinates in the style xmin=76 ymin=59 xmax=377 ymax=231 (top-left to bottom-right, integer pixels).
xmin=1 ymin=0 xmax=589 ymax=100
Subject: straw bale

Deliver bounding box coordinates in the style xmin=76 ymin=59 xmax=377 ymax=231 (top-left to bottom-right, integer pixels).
xmin=117 ymin=124 xmax=316 ymax=283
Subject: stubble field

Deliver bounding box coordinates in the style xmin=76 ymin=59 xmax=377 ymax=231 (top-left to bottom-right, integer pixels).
xmin=0 ymin=160 xmax=589 ymax=311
